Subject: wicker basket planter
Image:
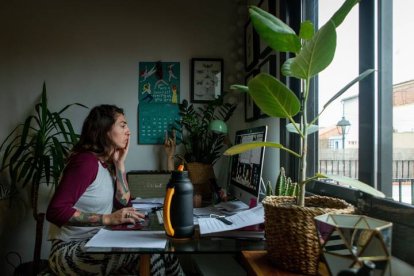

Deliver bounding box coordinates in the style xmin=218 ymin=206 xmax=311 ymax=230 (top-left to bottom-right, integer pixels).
xmin=262 ymin=195 xmax=355 ymax=275
xmin=186 ymin=162 xmax=215 ymax=200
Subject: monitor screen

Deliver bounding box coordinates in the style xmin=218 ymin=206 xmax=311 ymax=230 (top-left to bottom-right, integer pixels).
xmin=228 ymin=125 xmax=267 ymax=206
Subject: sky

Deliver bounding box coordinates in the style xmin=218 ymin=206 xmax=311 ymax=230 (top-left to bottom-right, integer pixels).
xmin=317 ymin=0 xmax=414 ymax=128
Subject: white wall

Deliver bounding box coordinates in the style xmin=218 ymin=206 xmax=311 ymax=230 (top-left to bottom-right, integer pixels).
xmin=0 ymin=0 xmax=245 ymax=171
xmin=0 ymin=0 xmax=280 ymax=273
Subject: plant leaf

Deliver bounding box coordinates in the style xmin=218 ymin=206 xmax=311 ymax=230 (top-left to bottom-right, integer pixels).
xmin=249 ymin=6 xmax=301 ymax=53
xmin=282 ymin=20 xmax=336 ymax=79
xmin=248 ymin=73 xmax=300 ymax=118
xmin=323 ymin=69 xmax=375 ymax=109
xmin=330 ymin=0 xmax=360 ymax=28
xmin=224 ymin=141 xmax=301 ymax=158
xmin=230 ymin=84 xmax=248 ymax=93
xmin=321 ymin=174 xmax=385 ymax=198
xmin=299 ymin=20 xmax=314 ymax=40
xmin=286 ymin=123 xmax=319 ymax=135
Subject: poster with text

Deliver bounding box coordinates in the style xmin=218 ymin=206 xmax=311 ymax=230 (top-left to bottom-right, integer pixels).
xmin=138 ymin=61 xmax=180 ymax=104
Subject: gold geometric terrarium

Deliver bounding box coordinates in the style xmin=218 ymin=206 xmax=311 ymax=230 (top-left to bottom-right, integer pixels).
xmin=314 ymin=214 xmax=392 ymax=276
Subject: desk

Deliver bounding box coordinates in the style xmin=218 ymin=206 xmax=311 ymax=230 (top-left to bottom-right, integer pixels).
xmin=84 ymin=212 xmax=266 ymax=275
xmin=241 ymin=251 xmax=328 ymax=276
xmin=241 ymin=251 xmax=414 ymax=276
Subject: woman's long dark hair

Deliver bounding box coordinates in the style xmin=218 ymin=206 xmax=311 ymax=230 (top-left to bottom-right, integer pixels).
xmin=72 ymin=104 xmax=124 ymax=159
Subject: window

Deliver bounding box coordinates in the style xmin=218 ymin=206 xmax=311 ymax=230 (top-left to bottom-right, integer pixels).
xmin=392 ymin=0 xmax=414 ymax=205
xmin=316 ymin=0 xmax=414 ymax=205
xmin=296 ymin=0 xmax=414 ymax=266
xmin=317 ymin=0 xmax=360 ymax=180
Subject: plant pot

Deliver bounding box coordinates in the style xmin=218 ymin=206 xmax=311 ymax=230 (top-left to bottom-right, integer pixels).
xmin=186 ymin=162 xmax=215 ymax=200
xmin=262 ymin=195 xmax=355 ymax=275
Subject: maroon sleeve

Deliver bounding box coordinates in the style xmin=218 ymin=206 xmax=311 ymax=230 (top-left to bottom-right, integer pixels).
xmin=46 ymin=152 xmax=98 ymax=227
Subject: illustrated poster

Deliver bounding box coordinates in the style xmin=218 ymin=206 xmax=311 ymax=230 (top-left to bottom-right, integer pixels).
xmin=138 ymin=61 xmax=180 ymax=104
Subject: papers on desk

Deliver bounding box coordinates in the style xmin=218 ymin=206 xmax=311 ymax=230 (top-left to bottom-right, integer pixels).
xmin=193 ymin=206 xmax=226 ymax=217
xmin=84 ymin=229 xmax=167 ymax=249
xmin=131 ymin=197 xmax=164 ymax=211
xmin=132 ymin=197 xmax=164 ymax=205
xmin=215 ymin=200 xmax=249 ymax=213
xmin=198 ymin=205 xmax=264 ymax=236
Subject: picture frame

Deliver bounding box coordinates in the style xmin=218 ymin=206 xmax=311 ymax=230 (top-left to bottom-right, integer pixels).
xmin=245 ymin=20 xmax=259 ymax=72
xmin=258 ymin=54 xmax=277 ymax=76
xmin=191 ymin=58 xmax=223 ymax=103
xmin=257 ymin=54 xmax=277 ymax=118
xmin=258 ymin=0 xmax=278 ymax=58
xmin=245 ymin=70 xmax=259 ymax=122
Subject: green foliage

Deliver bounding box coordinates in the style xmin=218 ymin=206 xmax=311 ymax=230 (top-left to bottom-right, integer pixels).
xmin=225 ymin=0 xmax=384 ymax=206
xmin=266 ymin=167 xmax=297 ymax=197
xmin=177 ymin=97 xmax=236 ymax=165
xmin=276 ymin=167 xmax=297 ymax=196
xmin=0 ymin=82 xmax=87 ymax=208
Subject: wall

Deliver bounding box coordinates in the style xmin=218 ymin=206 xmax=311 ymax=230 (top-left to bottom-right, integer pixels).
xmin=0 ymin=0 xmax=244 ymax=171
xmin=0 ymin=0 xmax=270 ymax=273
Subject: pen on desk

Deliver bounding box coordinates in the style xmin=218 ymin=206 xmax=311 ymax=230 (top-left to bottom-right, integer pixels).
xmin=215 ymin=216 xmax=233 ymax=225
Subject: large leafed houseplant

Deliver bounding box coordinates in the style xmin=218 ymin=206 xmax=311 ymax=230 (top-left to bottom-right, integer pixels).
xmin=177 ymin=97 xmax=236 ymax=199
xmin=225 ymin=0 xmax=385 ymax=274
xmin=0 ymin=83 xmax=86 ymax=274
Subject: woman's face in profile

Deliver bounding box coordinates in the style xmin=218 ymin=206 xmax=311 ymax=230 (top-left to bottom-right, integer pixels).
xmin=108 ymin=113 xmax=130 ymax=149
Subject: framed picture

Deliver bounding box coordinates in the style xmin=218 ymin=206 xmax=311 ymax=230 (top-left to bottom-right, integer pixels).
xmin=257 ymin=54 xmax=277 ymax=118
xmin=191 ymin=58 xmax=223 ymax=103
xmin=258 ymin=0 xmax=277 ymax=58
xmin=245 ymin=20 xmax=259 ymax=72
xmin=245 ymin=70 xmax=259 ymax=121
xmin=258 ymin=54 xmax=277 ymax=76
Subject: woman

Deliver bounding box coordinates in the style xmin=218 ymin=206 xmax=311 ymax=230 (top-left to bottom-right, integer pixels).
xmin=46 ymin=105 xmax=183 ymax=275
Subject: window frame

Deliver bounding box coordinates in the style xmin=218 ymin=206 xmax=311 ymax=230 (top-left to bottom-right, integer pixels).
xmin=279 ymin=0 xmax=414 ymax=265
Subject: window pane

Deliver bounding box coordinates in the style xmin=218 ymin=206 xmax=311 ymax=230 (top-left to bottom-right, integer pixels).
xmin=318 ymin=1 xmax=359 ymax=179
xmin=392 ymin=0 xmax=414 ymax=204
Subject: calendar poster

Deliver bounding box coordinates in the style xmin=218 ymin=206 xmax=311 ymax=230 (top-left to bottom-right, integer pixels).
xmin=138 ymin=103 xmax=181 ymax=145
xmin=138 ymin=61 xmax=180 ymax=104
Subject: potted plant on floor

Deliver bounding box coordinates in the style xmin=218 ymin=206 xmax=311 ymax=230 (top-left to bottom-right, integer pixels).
xmin=0 ymin=82 xmax=86 ymax=274
xmin=177 ymin=97 xmax=236 ymax=200
xmin=225 ymin=0 xmax=385 ymax=274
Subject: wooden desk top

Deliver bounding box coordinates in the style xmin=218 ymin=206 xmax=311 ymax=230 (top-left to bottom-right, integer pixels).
xmin=241 ymin=251 xmax=329 ymax=276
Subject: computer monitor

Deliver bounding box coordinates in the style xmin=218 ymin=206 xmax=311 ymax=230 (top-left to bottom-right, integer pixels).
xmin=228 ymin=125 xmax=268 ymax=206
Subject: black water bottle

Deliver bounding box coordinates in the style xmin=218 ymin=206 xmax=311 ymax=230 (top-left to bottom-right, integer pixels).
xmin=163 ymin=170 xmax=194 ymax=238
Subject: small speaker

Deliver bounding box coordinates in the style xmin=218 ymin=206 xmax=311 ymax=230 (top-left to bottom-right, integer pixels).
xmin=127 ymin=170 xmax=171 ymax=198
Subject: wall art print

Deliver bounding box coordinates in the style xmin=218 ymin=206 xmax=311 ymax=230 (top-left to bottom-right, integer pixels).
xmin=245 ymin=69 xmax=258 ymax=122
xmin=138 ymin=61 xmax=180 ymax=104
xmin=191 ymin=58 xmax=223 ymax=103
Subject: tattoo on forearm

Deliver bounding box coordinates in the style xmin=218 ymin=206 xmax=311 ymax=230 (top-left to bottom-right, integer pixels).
xmin=116 ymin=168 xmax=129 ymax=205
xmin=116 ymin=168 xmax=129 ymax=193
xmin=116 ymin=189 xmax=128 ymax=205
xmin=68 ymin=210 xmax=104 ymax=226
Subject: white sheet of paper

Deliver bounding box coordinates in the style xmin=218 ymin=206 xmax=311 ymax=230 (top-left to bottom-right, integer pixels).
xmin=85 ymin=229 xmax=167 ymax=249
xmin=133 ymin=203 xmax=162 ymax=210
xmin=198 ymin=205 xmax=264 ymax=235
xmin=193 ymin=206 xmax=225 ymax=217
xmin=131 ymin=197 xmax=164 ymax=204
xmin=215 ymin=200 xmax=249 ymax=212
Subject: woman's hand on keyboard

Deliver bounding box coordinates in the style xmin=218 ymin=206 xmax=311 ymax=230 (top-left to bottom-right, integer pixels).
xmin=103 ymin=207 xmax=146 ymax=225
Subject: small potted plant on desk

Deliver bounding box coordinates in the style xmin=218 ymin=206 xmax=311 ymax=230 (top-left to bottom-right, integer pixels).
xmin=225 ymin=1 xmax=385 ymax=275
xmin=176 ymin=97 xmax=236 ymax=202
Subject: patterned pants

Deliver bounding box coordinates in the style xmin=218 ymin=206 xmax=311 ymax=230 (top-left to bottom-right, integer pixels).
xmin=49 ymin=239 xmax=184 ymax=276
